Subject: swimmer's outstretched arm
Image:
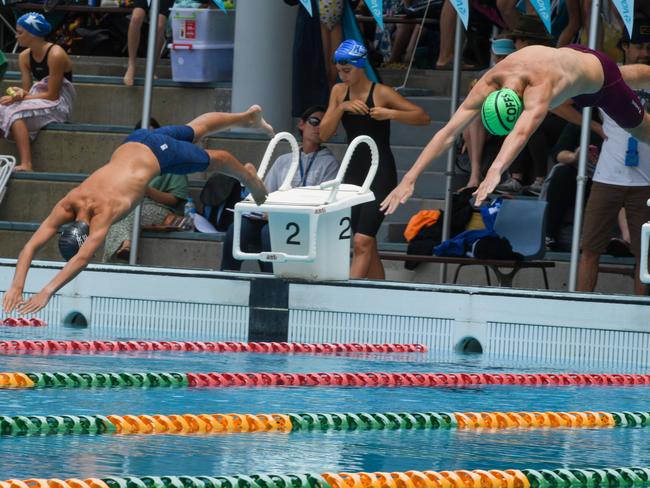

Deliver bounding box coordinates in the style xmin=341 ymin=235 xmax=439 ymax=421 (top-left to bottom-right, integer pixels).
xmin=473 ymin=102 xmax=548 ymax=206
xmin=380 ymin=102 xmax=481 ymax=215
xmin=2 ymin=205 xmax=71 ymax=314
xmin=620 ymin=64 xmax=650 ymax=90
xmin=17 ymin=224 xmax=109 ymax=315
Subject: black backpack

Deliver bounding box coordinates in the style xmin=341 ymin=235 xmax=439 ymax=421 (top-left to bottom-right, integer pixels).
xmin=199 ymin=173 xmax=243 ymax=232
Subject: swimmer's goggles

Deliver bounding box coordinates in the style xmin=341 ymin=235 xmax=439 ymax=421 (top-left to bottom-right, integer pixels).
xmin=333 ymin=53 xmax=367 ymax=68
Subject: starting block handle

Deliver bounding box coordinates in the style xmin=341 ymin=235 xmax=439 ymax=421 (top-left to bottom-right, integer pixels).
xmin=321 ymin=135 xmax=379 ymax=204
xmin=255 ymin=132 xmax=300 ymax=190
xmin=641 ymin=222 xmax=650 ymax=285
xmin=0 ymin=155 xmax=16 ymax=190
xmin=232 ymin=208 xmax=319 ymax=263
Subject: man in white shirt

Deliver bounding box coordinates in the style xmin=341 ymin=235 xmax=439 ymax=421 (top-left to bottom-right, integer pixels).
xmin=578 ymin=22 xmax=650 ymax=295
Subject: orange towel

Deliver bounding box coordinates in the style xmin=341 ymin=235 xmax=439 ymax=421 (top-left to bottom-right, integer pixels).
xmin=403 ymin=210 xmax=441 ymax=242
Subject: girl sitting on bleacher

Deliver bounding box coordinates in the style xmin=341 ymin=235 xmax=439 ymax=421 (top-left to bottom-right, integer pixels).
xmin=0 ymin=12 xmax=75 ymax=172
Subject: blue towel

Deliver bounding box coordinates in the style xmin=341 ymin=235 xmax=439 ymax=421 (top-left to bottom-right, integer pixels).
xmin=434 ymin=198 xmax=502 ymax=257
xmin=434 ymin=228 xmax=495 ymax=257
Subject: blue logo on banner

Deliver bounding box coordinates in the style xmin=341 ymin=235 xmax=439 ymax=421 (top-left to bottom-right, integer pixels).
xmin=612 ymin=0 xmax=635 ymax=38
xmin=451 ymin=0 xmax=469 ymax=28
xmin=365 ymin=0 xmax=384 ymax=30
xmin=529 ymin=0 xmax=551 ymax=33
xmin=299 ymin=0 xmax=313 ymax=16
xmin=211 ymin=0 xmax=227 ymax=13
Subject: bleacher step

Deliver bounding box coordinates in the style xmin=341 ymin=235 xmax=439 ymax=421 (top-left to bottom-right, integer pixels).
xmin=381 ymin=68 xmax=480 ymax=95
xmin=7 ymin=54 xmax=173 ymax=79
xmin=0 ymin=80 xmax=229 ymax=126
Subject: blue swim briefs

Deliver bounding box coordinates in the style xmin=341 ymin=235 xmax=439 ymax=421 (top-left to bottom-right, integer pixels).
xmin=123 ymin=125 xmax=210 ymax=175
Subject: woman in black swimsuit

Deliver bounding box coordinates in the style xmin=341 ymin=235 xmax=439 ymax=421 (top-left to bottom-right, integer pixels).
xmin=0 ymin=12 xmax=75 ymax=171
xmin=321 ymin=39 xmax=430 ymax=279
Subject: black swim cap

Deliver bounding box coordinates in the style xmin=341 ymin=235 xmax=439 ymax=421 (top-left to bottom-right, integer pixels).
xmin=58 ymin=221 xmax=89 ymax=261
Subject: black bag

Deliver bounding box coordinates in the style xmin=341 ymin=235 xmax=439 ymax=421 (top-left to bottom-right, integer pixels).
xmin=404 ymin=188 xmax=476 ymax=270
xmin=199 ymin=173 xmax=242 ymax=232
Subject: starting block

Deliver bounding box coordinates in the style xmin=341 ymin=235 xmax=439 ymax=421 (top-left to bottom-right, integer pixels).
xmin=641 ymin=198 xmax=650 ymax=284
xmin=0 ymin=156 xmax=15 ymax=206
xmin=233 ymin=132 xmax=378 ymax=281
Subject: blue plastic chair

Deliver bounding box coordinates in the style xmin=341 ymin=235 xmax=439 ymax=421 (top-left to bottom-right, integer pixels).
xmin=493 ymin=198 xmax=548 ymax=260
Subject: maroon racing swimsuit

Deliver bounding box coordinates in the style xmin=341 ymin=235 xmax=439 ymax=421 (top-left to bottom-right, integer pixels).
xmin=566 ymin=44 xmax=644 ymax=129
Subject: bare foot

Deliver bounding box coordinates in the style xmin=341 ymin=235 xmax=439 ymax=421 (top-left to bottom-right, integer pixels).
xmin=123 ymin=65 xmax=135 ymax=87
xmin=246 ymin=105 xmax=274 ymax=136
xmin=243 ymin=162 xmax=268 ymax=205
xmin=13 ymin=164 xmax=33 ymax=172
xmin=459 ymin=179 xmax=480 ymax=192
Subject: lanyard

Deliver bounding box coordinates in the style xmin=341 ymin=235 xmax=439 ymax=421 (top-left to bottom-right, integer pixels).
xmin=299 ymin=149 xmax=319 ymax=186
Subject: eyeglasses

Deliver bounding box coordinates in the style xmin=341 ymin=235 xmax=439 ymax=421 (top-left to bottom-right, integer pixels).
xmin=306 ymin=117 xmax=321 ymax=127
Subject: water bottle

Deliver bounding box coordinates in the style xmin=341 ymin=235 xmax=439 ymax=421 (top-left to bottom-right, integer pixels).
xmin=184 ymin=197 xmax=197 ymax=216
xmin=183 ymin=197 xmax=197 ymax=230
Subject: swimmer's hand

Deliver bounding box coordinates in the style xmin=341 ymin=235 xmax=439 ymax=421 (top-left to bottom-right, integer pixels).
xmin=2 ymin=286 xmax=24 ymax=313
xmin=369 ymin=107 xmax=393 ymax=121
xmin=380 ymin=177 xmax=415 ymax=215
xmin=341 ymin=99 xmax=369 ymax=115
xmin=472 ymin=168 xmax=501 ymax=207
xmin=0 ymin=87 xmax=25 ymax=105
xmin=16 ymin=289 xmax=52 ymax=315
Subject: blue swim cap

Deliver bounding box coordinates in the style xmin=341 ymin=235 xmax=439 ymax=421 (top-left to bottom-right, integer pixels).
xmin=17 ymin=12 xmax=52 ymax=37
xmin=334 ymin=39 xmax=367 ymax=68
xmin=491 ymin=38 xmax=516 ymax=56
xmin=58 ymin=221 xmax=89 ymax=261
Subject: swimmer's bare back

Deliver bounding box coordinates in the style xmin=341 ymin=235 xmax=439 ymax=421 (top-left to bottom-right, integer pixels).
xmin=65 ymin=142 xmax=162 ymax=225
xmin=476 ymin=45 xmax=605 ymax=109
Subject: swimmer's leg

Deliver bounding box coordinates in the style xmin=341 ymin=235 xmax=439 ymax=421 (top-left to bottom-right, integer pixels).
xmin=626 ymin=115 xmax=650 ymax=145
xmin=620 ymin=64 xmax=650 ymax=90
xmin=205 ymin=149 xmax=268 ymax=205
xmin=187 ymin=106 xmax=275 ymax=141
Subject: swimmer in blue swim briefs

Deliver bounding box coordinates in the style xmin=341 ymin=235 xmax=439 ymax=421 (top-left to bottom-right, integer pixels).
xmin=2 ymin=106 xmax=274 ymax=314
xmin=380 ymin=42 xmax=650 ymax=211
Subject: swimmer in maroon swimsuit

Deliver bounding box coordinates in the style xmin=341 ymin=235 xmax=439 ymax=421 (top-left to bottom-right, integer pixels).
xmin=381 ymin=42 xmax=650 ymax=211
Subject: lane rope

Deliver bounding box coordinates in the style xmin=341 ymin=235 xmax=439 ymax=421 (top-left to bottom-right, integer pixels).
xmin=6 ymin=467 xmax=650 ymax=488
xmin=0 ymin=341 xmax=426 ymax=355
xmin=0 ymin=319 xmax=47 ymax=327
xmin=2 ymin=371 xmax=650 ymax=389
xmin=0 ymin=409 xmax=639 ymax=436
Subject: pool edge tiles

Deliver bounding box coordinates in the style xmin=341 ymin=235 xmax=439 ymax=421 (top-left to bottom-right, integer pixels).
xmin=288 ymin=282 xmax=650 ymax=365
xmin=1 ymin=261 xmax=650 ymax=366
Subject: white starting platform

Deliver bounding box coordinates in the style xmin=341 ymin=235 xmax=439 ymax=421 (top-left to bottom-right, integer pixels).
xmin=233 ymin=132 xmax=378 ymax=281
xmin=641 ymin=198 xmax=650 ymax=284
xmin=0 ymin=155 xmax=15 ymax=206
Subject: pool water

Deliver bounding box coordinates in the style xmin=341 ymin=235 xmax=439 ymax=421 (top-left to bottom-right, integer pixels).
xmin=1 ymin=348 xmax=650 ymax=479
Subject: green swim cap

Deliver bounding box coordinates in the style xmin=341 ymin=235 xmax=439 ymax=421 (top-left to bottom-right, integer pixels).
xmin=480 ymin=88 xmax=523 ymax=136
